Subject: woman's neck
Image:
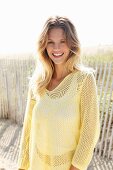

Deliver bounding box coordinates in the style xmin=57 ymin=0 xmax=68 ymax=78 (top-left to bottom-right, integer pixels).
xmin=52 ymin=65 xmax=70 ymax=81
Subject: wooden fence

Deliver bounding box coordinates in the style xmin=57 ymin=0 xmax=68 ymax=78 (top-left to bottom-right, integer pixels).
xmin=0 ymin=56 xmax=36 ymax=124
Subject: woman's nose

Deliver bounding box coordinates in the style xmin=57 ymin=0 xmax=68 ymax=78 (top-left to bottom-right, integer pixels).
xmin=53 ymin=43 xmax=60 ymax=50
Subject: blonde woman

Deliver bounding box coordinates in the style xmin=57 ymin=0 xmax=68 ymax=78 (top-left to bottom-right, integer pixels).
xmin=17 ymin=16 xmax=100 ymax=170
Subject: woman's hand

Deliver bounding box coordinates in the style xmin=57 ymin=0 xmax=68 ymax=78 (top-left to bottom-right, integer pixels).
xmin=69 ymin=164 xmax=80 ymax=170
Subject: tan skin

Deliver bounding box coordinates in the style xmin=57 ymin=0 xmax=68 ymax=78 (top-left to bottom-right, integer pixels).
xmin=46 ymin=27 xmax=72 ymax=91
xmin=18 ymin=28 xmax=80 ymax=170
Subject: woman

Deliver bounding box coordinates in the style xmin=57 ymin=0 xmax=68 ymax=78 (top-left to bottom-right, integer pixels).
xmin=18 ymin=16 xmax=100 ymax=170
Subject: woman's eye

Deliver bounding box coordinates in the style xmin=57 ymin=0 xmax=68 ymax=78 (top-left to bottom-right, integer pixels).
xmin=48 ymin=41 xmax=53 ymax=44
xmin=61 ymin=40 xmax=66 ymax=43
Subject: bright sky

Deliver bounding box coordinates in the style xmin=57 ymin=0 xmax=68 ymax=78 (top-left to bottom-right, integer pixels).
xmin=0 ymin=0 xmax=113 ymax=55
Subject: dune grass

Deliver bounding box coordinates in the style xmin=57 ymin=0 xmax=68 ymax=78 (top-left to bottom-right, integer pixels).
xmin=81 ymin=45 xmax=113 ymax=63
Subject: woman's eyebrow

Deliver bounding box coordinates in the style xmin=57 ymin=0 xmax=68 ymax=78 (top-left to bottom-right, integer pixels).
xmin=48 ymin=38 xmax=66 ymax=41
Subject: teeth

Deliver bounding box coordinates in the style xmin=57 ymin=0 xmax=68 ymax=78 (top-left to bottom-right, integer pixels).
xmin=53 ymin=53 xmax=63 ymax=56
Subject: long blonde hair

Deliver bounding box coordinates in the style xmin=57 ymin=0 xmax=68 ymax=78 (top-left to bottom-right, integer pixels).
xmin=29 ymin=16 xmax=92 ymax=97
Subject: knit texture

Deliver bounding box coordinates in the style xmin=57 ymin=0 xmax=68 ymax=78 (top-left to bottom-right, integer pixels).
xmin=17 ymin=70 xmax=100 ymax=170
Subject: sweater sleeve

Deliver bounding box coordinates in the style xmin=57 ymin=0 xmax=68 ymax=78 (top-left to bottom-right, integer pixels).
xmin=17 ymin=87 xmax=36 ymax=170
xmin=71 ymin=72 xmax=100 ymax=170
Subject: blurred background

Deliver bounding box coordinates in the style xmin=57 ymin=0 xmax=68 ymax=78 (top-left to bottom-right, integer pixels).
xmin=0 ymin=0 xmax=113 ymax=57
xmin=0 ymin=0 xmax=113 ymax=169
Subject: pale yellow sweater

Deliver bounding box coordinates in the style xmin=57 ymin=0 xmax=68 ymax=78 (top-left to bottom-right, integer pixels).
xmin=17 ymin=70 xmax=100 ymax=170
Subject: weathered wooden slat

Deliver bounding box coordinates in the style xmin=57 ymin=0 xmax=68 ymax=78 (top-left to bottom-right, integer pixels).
xmin=0 ymin=57 xmax=36 ymax=124
xmin=98 ymin=63 xmax=113 ymax=158
xmin=103 ymin=78 xmax=113 ymax=158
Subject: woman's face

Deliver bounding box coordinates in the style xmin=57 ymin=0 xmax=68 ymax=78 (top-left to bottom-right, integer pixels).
xmin=46 ymin=28 xmax=70 ymax=65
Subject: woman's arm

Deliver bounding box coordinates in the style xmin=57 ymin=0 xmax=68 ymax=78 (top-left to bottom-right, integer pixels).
xmin=71 ymin=72 xmax=100 ymax=170
xmin=17 ymin=87 xmax=36 ymax=170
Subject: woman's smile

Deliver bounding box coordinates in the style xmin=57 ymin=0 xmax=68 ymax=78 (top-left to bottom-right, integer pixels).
xmin=52 ymin=52 xmax=64 ymax=58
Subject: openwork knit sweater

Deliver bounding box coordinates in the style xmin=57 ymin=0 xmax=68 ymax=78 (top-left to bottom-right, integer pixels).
xmin=17 ymin=70 xmax=100 ymax=170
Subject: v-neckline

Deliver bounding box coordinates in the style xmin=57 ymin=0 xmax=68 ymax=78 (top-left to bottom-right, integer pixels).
xmin=45 ymin=70 xmax=79 ymax=93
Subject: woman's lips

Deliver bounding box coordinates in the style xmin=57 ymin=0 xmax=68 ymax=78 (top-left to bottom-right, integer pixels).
xmin=52 ymin=53 xmax=64 ymax=58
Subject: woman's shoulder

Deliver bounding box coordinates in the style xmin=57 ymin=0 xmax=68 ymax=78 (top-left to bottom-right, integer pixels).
xmin=73 ymin=66 xmax=96 ymax=87
xmin=76 ymin=65 xmax=96 ymax=78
